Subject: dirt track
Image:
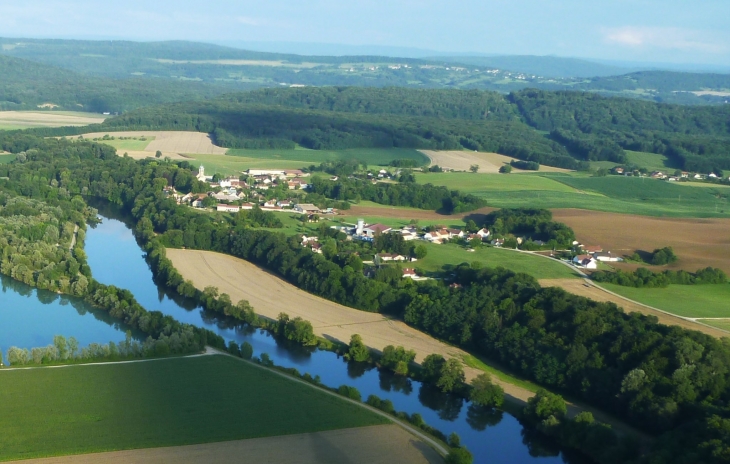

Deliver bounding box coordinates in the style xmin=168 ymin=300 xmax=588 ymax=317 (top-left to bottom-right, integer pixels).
xmin=539 ymin=279 xmax=729 ymax=338
xmin=6 ymin=425 xmax=442 ymax=464
xmin=0 ymin=111 xmax=105 ymax=127
xmin=81 ymin=131 xmax=227 ymax=155
xmin=553 ymin=209 xmax=730 ymax=274
xmin=420 ymin=150 xmax=571 ymax=173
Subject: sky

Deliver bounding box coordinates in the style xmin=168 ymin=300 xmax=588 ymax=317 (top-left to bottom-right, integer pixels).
xmin=1 ymin=0 xmax=729 ymax=65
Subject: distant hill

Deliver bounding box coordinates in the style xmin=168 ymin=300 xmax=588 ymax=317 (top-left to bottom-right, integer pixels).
xmin=2 ymin=38 xmax=729 ymax=106
xmin=427 ymin=55 xmax=638 ymax=78
xmin=0 ymin=54 xmax=233 ymax=112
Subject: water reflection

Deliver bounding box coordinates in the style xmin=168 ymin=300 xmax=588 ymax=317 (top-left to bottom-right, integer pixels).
xmin=83 ymin=207 xmax=579 ymax=464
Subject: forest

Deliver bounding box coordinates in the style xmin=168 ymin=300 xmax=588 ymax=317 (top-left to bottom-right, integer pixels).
xmin=2 ymin=126 xmax=730 ymax=463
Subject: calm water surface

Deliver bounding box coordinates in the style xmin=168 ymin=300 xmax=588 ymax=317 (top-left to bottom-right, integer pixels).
xmin=83 ymin=207 xmax=583 ymax=464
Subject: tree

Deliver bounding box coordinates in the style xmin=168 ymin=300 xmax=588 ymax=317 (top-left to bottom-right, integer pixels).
xmin=445 ymin=447 xmax=473 ymax=464
xmin=241 ymin=342 xmax=254 ymax=360
xmin=499 ymin=165 xmax=512 ymax=174
xmin=469 ymin=164 xmax=479 ymax=173
xmin=524 ymin=389 xmax=567 ymax=421
xmin=448 ymin=432 xmax=461 ymax=447
xmin=436 ymin=358 xmax=466 ymax=393
xmin=155 ymin=150 xmax=162 ymax=158
xmin=469 ymin=373 xmax=505 ymax=407
xmin=414 ymin=244 xmax=428 ymax=260
xmin=381 ymin=345 xmax=416 ymax=375
xmin=348 ymin=334 xmax=370 ymax=362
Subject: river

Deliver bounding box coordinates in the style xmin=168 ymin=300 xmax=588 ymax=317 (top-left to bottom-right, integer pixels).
xmin=1 ymin=204 xmax=582 ymax=463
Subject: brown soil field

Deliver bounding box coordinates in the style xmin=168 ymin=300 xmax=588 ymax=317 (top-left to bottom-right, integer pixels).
xmin=6 ymin=425 xmax=442 ymax=464
xmin=539 ymin=279 xmax=729 ymax=338
xmin=0 ymin=111 xmax=105 ymax=127
xmin=553 ymin=209 xmax=730 ymax=275
xmin=420 ymin=150 xmax=572 ymax=173
xmin=80 ymin=131 xmax=228 ymax=155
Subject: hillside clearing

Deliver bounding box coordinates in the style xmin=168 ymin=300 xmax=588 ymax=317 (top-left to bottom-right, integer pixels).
xmin=0 ymin=111 xmax=105 ymax=129
xmin=78 ymin=131 xmax=227 ymax=155
xmin=420 ymin=150 xmax=572 ymax=173
xmin=0 ymin=355 xmax=388 ymax=462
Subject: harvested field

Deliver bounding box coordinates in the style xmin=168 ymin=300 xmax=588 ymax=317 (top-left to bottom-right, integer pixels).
xmin=0 ymin=111 xmax=105 ymax=128
xmin=79 ymin=131 xmax=227 ymax=155
xmin=539 ymin=279 xmax=729 ymax=338
xmin=6 ymin=425 xmax=441 ymax=464
xmin=420 ymin=150 xmax=572 ymax=173
xmin=347 ymin=204 xmax=496 ymax=221
xmin=553 ymin=209 xmax=730 ymax=274
xmin=121 ymin=151 xmax=192 ymax=161
xmin=167 ymin=249 xmax=469 ymax=366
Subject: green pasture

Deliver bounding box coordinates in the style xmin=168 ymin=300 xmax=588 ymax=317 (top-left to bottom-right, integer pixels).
xmin=597 ymin=283 xmax=730 ymax=318
xmin=416 ymin=171 xmax=577 ymax=194
xmin=226 ymin=148 xmax=429 ymax=167
xmin=698 ymin=319 xmax=730 ymax=332
xmin=625 ymin=151 xmax=679 ymax=171
xmin=96 ymin=137 xmax=154 ymax=151
xmin=416 ymin=243 xmax=580 ymax=280
xmin=0 ymin=355 xmax=386 ymax=461
xmin=0 ymin=154 xmax=16 ymax=164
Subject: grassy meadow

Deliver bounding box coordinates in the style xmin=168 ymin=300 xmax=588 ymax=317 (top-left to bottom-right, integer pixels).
xmin=698 ymin=319 xmax=730 ymax=332
xmin=598 ymin=283 xmax=730 ymax=318
xmin=0 ymin=355 xmax=387 ymax=461
xmin=0 ymin=154 xmax=16 ymax=164
xmin=415 ymin=243 xmax=581 ymax=280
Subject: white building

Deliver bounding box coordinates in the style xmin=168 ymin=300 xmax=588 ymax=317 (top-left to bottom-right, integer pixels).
xmin=217 ymin=204 xmax=240 ymax=213
xmin=196 ymin=165 xmax=213 ymax=182
xmin=573 ymin=254 xmax=598 ymax=269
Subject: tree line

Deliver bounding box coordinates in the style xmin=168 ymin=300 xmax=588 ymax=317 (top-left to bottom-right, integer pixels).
xmin=592 ymin=267 xmax=728 ymax=288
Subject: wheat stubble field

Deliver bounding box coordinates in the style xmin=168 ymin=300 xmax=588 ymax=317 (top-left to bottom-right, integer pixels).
xmin=79 ymin=131 xmax=227 ymax=156
xmin=0 ymin=111 xmax=105 ymax=129
xmin=420 ymin=150 xmax=572 ymax=173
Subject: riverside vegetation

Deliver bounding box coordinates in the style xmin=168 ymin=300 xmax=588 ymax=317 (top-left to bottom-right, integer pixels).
xmin=1 ymin=134 xmax=729 ymax=462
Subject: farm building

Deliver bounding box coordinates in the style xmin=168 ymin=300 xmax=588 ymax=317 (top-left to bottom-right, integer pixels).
xmin=293 ymin=204 xmax=322 ymax=214
xmin=573 ymin=254 xmax=597 ymax=269
xmin=593 ymin=252 xmax=623 ymax=262
xmin=217 ymin=204 xmax=240 ymax=213
xmin=376 ymin=253 xmax=407 ymax=262
xmin=362 ymin=223 xmax=392 ymax=238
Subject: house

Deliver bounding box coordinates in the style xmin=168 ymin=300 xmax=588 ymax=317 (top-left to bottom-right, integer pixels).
xmin=293 ymin=204 xmax=321 ymax=214
xmin=217 ymin=204 xmax=240 ymax=213
xmin=693 ymin=173 xmax=704 ymax=180
xmin=449 ymin=283 xmax=462 ymax=289
xmin=247 ymin=169 xmax=286 ymax=177
xmin=447 ymin=228 xmax=464 ymax=239
xmin=650 ymin=171 xmax=666 ymax=179
xmin=240 ymin=203 xmax=255 ymax=210
xmin=376 ymin=253 xmax=407 ymax=262
xmin=362 ymin=223 xmax=392 ymax=238
xmin=613 ymin=167 xmax=625 ymax=175
xmin=709 ymin=173 xmax=718 ymax=178
xmin=491 ymin=238 xmax=505 ymax=247
xmin=277 ymin=200 xmax=293 ymax=208
xmin=424 ymin=229 xmax=450 ymax=244
xmin=402 ymin=268 xmax=418 ymax=279
xmin=476 ymin=228 xmax=491 ymax=240
xmin=681 ymin=172 xmax=689 ymax=178
xmin=593 ymin=252 xmax=623 ymax=262
xmin=305 ymin=241 xmax=323 ymax=254
xmin=284 ymin=169 xmax=309 ymax=178
xmin=573 ymin=254 xmax=597 ymax=269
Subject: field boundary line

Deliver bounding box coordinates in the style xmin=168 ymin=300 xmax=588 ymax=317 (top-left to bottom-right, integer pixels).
xmin=208 ymin=347 xmax=450 ymax=457
xmin=0 ymin=347 xmax=217 ymax=373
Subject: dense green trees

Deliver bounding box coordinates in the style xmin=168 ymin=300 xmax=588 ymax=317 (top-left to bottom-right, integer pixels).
xmin=482 ymin=208 xmax=575 ymax=248
xmin=592 ymin=266 xmax=727 ymax=288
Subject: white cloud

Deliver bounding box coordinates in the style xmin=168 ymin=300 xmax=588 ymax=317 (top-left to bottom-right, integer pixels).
xmin=602 ymin=26 xmax=727 ymax=54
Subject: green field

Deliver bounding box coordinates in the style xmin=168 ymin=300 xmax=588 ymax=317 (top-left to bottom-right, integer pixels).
xmin=416 ymin=243 xmax=581 ymax=280
xmin=227 ymin=148 xmax=428 ymax=167
xmin=0 ymin=355 xmax=387 ymax=461
xmin=0 ymin=154 xmax=16 ymax=164
xmin=416 ymin=171 xmax=577 ymax=194
xmin=698 ymin=319 xmax=730 ymax=332
xmin=598 ymin=283 xmax=730 ymax=318
xmin=95 ymin=137 xmax=154 ymax=151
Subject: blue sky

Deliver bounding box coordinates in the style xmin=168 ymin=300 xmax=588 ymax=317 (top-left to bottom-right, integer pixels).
xmin=1 ymin=0 xmax=729 ymax=65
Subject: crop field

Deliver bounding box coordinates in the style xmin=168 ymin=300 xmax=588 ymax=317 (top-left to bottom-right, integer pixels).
xmin=228 ymin=148 xmax=428 ymax=167
xmin=553 ymin=209 xmax=730 ymax=274
xmin=89 ymin=136 xmax=155 ymax=151
xmin=416 ymin=172 xmax=577 ymax=194
xmin=416 ymin=243 xmax=581 ymax=280
xmin=80 ymin=131 xmax=227 ymax=155
xmin=420 ymin=150 xmax=572 ymax=173
xmin=0 ymin=111 xmax=105 ymax=130
xmin=597 ymin=283 xmax=730 ymax=319
xmin=9 ymin=425 xmax=441 ymax=464
xmin=0 ymin=355 xmax=388 ymax=462
xmin=699 ymin=319 xmax=730 ymax=332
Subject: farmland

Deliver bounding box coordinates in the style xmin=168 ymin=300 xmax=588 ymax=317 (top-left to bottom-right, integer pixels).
xmin=7 ymin=425 xmax=441 ymax=464
xmin=228 ymin=147 xmax=428 ymax=166
xmin=0 ymin=111 xmax=105 ymax=130
xmin=552 ymin=209 xmax=730 ymax=275
xmin=415 ymin=243 xmax=581 ymax=280
xmin=590 ymin=151 xmax=677 ymax=172
xmin=597 ymin=283 xmax=730 ymax=319
xmin=0 ymin=355 xmax=389 ymax=462
xmin=420 ymin=150 xmax=572 ymax=173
